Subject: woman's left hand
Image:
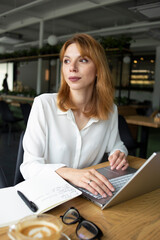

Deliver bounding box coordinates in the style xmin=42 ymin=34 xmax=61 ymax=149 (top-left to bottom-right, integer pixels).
xmin=108 ymin=150 xmax=129 ymax=170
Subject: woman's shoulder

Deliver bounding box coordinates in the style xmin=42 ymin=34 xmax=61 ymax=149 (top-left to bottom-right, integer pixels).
xmin=34 ymin=93 xmax=57 ymax=103
xmin=113 ymin=103 xmax=118 ymax=111
xmin=109 ymin=103 xmax=117 ymax=114
xmin=107 ymin=104 xmax=118 ymax=120
xmin=33 ymin=93 xmax=58 ymax=111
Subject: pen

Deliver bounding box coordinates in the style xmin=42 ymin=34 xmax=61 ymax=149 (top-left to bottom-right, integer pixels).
xmin=17 ymin=190 xmax=38 ymax=212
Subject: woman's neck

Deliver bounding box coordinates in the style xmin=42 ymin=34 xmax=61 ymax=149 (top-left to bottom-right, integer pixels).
xmin=70 ymin=88 xmax=93 ymax=112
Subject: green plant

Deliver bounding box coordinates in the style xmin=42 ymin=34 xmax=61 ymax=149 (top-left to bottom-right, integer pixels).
xmin=98 ymin=35 xmax=132 ymax=50
xmin=0 ymin=43 xmax=63 ymax=60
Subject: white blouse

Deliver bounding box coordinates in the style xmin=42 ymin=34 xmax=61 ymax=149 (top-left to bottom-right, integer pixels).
xmin=20 ymin=93 xmax=128 ymax=179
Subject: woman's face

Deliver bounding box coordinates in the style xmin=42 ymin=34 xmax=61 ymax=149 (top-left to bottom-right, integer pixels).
xmin=62 ymin=43 xmax=97 ymax=92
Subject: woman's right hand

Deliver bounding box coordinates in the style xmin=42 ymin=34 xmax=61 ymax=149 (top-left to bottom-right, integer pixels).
xmin=56 ymin=167 xmax=115 ymax=198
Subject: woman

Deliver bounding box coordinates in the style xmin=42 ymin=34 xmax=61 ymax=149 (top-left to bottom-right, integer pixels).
xmin=20 ymin=33 xmax=128 ymax=198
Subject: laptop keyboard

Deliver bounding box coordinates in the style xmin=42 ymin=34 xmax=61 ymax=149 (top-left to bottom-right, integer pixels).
xmin=79 ymin=173 xmax=134 ymax=199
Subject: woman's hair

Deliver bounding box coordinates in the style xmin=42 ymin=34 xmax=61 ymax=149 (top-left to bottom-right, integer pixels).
xmin=57 ymin=33 xmax=114 ymax=120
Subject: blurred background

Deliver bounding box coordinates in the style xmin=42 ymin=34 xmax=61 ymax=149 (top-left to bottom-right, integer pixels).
xmin=0 ymin=0 xmax=160 ymax=185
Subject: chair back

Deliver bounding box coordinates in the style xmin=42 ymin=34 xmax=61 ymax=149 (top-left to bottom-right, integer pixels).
xmin=0 ymin=167 xmax=9 ymax=188
xmin=0 ymin=100 xmax=15 ymax=122
xmin=14 ymin=131 xmax=25 ymax=185
xmin=118 ymin=114 xmax=139 ymax=155
xmin=20 ymin=103 xmax=31 ymax=124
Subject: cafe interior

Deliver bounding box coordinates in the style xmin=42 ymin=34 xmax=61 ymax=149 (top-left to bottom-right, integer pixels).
xmin=0 ymin=0 xmax=160 ymax=186
xmin=0 ymin=1 xmax=160 ymax=239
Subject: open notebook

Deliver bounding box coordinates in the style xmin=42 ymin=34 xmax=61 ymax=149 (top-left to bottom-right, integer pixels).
xmin=0 ymin=168 xmax=81 ymax=227
xmin=76 ymin=152 xmax=160 ymax=209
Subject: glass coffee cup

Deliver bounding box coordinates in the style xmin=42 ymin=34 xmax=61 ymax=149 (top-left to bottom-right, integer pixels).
xmin=8 ymin=214 xmax=63 ymax=240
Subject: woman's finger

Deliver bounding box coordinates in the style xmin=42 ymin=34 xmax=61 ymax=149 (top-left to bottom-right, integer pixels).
xmin=116 ymin=158 xmax=128 ymax=170
xmin=109 ymin=151 xmax=128 ymax=170
xmin=83 ymin=169 xmax=115 ymax=197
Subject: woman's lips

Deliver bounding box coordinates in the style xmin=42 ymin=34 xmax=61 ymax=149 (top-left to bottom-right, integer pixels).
xmin=68 ymin=76 xmax=81 ymax=82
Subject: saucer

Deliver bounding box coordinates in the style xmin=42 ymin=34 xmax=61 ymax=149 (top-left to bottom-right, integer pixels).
xmin=60 ymin=232 xmax=71 ymax=240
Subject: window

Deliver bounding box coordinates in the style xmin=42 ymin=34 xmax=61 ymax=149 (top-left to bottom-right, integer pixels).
xmin=0 ymin=62 xmax=13 ymax=91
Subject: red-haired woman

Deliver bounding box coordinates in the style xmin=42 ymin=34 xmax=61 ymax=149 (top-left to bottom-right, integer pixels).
xmin=21 ymin=33 xmax=128 ymax=198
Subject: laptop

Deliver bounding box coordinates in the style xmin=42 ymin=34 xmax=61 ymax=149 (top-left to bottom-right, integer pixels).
xmin=77 ymin=152 xmax=160 ymax=209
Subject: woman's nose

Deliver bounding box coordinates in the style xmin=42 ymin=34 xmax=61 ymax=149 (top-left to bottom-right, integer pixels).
xmin=69 ymin=61 xmax=78 ymax=72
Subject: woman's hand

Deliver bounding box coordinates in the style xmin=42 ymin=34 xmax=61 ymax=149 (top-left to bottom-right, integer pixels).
xmin=56 ymin=167 xmax=115 ymax=198
xmin=108 ymin=150 xmax=129 ymax=171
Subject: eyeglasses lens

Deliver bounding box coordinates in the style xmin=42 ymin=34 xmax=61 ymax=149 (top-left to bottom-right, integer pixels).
xmin=77 ymin=220 xmax=98 ymax=240
xmin=63 ymin=208 xmax=79 ymax=224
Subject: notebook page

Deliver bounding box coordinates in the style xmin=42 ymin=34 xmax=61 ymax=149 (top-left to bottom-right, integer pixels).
xmin=0 ymin=186 xmax=32 ymax=227
xmin=15 ymin=168 xmax=82 ymax=214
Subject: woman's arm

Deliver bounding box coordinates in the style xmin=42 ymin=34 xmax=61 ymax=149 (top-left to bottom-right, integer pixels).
xmin=20 ymin=96 xmax=66 ymax=179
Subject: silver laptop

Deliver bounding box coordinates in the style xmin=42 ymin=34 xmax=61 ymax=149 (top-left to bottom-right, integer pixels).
xmin=77 ymin=152 xmax=160 ymax=209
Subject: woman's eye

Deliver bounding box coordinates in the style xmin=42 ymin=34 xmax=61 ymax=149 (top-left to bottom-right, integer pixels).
xmin=63 ymin=59 xmax=70 ymax=64
xmin=80 ymin=58 xmax=88 ymax=63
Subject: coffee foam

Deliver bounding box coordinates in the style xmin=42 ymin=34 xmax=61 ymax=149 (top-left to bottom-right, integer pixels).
xmin=20 ymin=220 xmax=60 ymax=239
xmin=28 ymin=226 xmax=52 ymax=238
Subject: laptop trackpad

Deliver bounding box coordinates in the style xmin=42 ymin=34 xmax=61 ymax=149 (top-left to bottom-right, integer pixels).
xmin=97 ymin=166 xmax=136 ymax=179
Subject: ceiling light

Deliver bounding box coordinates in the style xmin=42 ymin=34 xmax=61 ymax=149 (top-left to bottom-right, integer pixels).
xmin=47 ymin=35 xmax=58 ymax=46
xmin=123 ymin=56 xmax=131 ymax=64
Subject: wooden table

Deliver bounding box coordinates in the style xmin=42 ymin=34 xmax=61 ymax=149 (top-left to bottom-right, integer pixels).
xmin=0 ymin=94 xmax=34 ymax=107
xmin=125 ymin=115 xmax=160 ymax=158
xmin=125 ymin=115 xmax=160 ymax=128
xmin=1 ymin=156 xmax=160 ymax=240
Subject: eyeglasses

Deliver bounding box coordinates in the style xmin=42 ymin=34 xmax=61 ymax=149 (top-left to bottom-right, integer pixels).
xmin=60 ymin=207 xmax=103 ymax=240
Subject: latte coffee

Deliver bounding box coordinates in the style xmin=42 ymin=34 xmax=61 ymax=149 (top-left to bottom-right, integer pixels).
xmin=20 ymin=223 xmax=57 ymax=238
xmin=8 ymin=214 xmax=63 ymax=240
